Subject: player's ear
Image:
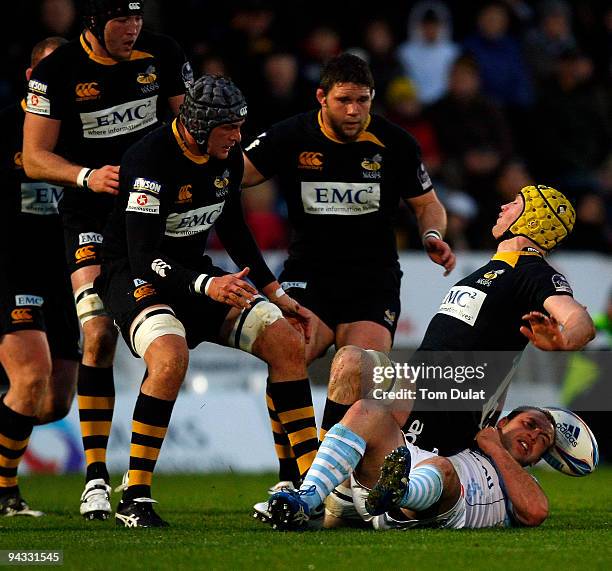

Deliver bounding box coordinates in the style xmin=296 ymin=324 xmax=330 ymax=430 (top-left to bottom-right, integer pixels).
xmin=316 ymin=88 xmax=326 ymax=107
xmin=497 ymin=417 xmax=509 ymax=429
xmin=25 ymin=67 xmax=33 ymax=81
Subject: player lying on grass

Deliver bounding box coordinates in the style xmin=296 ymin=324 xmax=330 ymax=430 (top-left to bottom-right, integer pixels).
xmin=268 ymin=405 xmax=557 ymax=530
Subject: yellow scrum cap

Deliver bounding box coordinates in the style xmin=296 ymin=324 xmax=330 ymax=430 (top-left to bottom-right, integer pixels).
xmin=509 ymin=185 xmax=575 ymax=251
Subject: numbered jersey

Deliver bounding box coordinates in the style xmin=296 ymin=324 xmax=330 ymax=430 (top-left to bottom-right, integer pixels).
xmin=244 ymin=110 xmax=432 ymax=273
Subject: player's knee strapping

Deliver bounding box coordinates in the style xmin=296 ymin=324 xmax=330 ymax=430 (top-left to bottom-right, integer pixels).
xmin=129 ymin=307 xmax=186 ymax=358
xmin=74 ymin=283 xmax=107 ymax=327
xmin=229 ymin=297 xmax=283 ymax=353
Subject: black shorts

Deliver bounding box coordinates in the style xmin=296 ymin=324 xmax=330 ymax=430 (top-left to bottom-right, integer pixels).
xmin=59 ymin=190 xmax=115 ymax=273
xmin=95 ymin=259 xmax=233 ymax=357
xmin=0 ymin=256 xmax=81 ymax=361
xmin=278 ymin=261 xmax=402 ymax=338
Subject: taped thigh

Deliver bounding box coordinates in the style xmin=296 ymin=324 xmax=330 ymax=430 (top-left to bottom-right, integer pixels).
xmin=129 ymin=306 xmax=186 ymax=358
xmin=74 ymin=283 xmax=106 ymax=326
xmin=229 ymin=297 xmax=283 ymax=353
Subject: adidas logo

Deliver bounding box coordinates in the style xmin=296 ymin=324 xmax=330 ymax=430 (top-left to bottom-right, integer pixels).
xmin=557 ymin=422 xmax=580 ymax=447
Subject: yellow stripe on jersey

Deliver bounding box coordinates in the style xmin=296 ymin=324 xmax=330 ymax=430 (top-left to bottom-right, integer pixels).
xmin=317 ymin=111 xmax=385 ymax=148
xmin=492 ymin=251 xmax=542 ymax=268
xmin=80 ymin=34 xmax=153 ymax=66
xmin=172 ymin=119 xmax=210 ymax=165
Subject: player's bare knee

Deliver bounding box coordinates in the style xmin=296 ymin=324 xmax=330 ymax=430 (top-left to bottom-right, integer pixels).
xmin=82 ymin=317 xmax=118 ymax=365
xmin=257 ymin=319 xmax=304 ymax=366
xmin=418 ymin=457 xmax=457 ymax=492
xmin=329 ymin=346 xmax=365 ymax=404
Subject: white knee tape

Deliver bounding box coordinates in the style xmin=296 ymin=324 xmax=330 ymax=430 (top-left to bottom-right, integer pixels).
xmin=74 ymin=283 xmax=106 ymax=326
xmin=365 ymin=349 xmax=393 ymax=369
xmin=130 ymin=308 xmax=186 ymax=358
xmin=231 ymin=298 xmax=284 ymax=353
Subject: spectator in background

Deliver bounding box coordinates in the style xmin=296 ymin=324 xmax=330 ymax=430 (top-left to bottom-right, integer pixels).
xmin=38 ymin=0 xmax=78 ymax=38
xmin=242 ymin=181 xmax=289 ymax=251
xmin=564 ymin=193 xmax=612 ymax=253
xmin=247 ymin=52 xmax=312 ymax=137
xmin=300 ymin=26 xmax=342 ymax=89
xmin=463 ymin=1 xmax=534 ymax=110
xmin=361 ymin=20 xmax=403 ymax=105
xmin=397 ymin=1 xmax=459 ymax=106
xmin=533 ymin=47 xmax=612 ymax=195
xmin=384 ymin=77 xmax=441 ymax=177
xmin=198 ymin=54 xmax=228 ymax=77
xmin=523 ymin=0 xmax=577 ymax=89
xmin=438 ymin=189 xmax=478 ymax=251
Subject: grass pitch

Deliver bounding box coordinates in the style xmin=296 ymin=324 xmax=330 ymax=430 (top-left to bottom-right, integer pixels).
xmin=1 ymin=469 xmax=611 ymax=571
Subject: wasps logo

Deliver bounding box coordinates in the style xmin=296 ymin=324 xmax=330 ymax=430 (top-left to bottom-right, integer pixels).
xmin=176 ymin=184 xmax=192 ymax=204
xmin=137 ymin=65 xmax=157 ymax=84
xmin=361 ymin=154 xmax=382 ymax=171
xmin=298 ymin=151 xmax=323 ymax=170
xmin=214 ymin=169 xmax=230 ymax=197
xmin=477 ymin=269 xmax=505 ymax=286
xmin=75 ymin=82 xmax=100 ymax=100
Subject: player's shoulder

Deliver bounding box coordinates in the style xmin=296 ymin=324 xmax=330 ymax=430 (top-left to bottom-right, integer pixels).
xmin=123 ymin=122 xmax=173 ymax=163
xmin=271 ymin=109 xmax=318 ymax=135
xmin=30 ymin=37 xmax=81 ymax=75
xmin=368 ymin=113 xmax=420 ymax=150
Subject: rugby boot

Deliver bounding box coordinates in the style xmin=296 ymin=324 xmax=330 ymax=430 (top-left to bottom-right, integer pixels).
xmin=366 ymin=446 xmax=412 ymax=516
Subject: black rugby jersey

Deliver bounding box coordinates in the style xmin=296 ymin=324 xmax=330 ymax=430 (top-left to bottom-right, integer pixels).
xmin=102 ymin=119 xmax=275 ymax=294
xmin=419 ymin=251 xmax=574 ymax=351
xmin=244 ymin=110 xmax=432 ymax=273
xmin=25 ymin=30 xmax=190 ymax=169
xmin=0 ymin=102 xmax=64 ymax=260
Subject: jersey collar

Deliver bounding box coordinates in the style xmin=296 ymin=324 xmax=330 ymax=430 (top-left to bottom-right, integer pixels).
xmin=80 ymin=33 xmax=153 ymax=65
xmin=172 ymin=118 xmax=209 ymax=165
xmin=492 ymin=250 xmax=543 ymax=268
xmin=317 ymin=111 xmax=385 ymax=147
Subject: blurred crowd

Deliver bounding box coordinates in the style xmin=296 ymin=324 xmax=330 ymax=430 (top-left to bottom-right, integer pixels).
xmin=2 ymin=0 xmax=611 ymax=252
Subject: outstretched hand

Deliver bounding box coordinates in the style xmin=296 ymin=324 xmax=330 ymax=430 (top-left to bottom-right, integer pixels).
xmin=207 ymin=267 xmax=258 ymax=309
xmin=424 ymin=236 xmax=456 ymax=276
xmin=520 ymin=311 xmax=567 ymax=350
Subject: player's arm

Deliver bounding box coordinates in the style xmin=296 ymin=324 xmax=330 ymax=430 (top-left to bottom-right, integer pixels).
xmin=22 ymin=113 xmax=119 ymax=195
xmin=241 ymin=153 xmax=268 ymax=187
xmin=215 ymin=190 xmax=312 ymax=340
xmin=521 ymin=296 xmax=595 ymax=351
xmin=476 ymin=426 xmax=549 ymax=527
xmin=405 ymin=189 xmax=456 ymax=276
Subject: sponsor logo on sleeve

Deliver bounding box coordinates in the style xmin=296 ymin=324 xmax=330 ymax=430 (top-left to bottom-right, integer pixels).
xmin=20 ymin=182 xmax=63 ymax=215
xmin=15 ymin=295 xmax=44 ymax=307
xmin=417 ymin=162 xmax=433 ymax=191
xmin=75 ymin=245 xmax=97 ymax=264
xmin=26 ymin=92 xmax=51 ymax=115
xmin=78 ymin=232 xmax=103 ymax=245
xmin=133 ymin=177 xmax=161 ymax=194
xmin=28 ymin=79 xmax=48 ymax=94
xmin=126 ymin=192 xmax=160 ymax=214
xmin=79 ymin=96 xmax=158 ymax=139
xmin=176 ymin=184 xmax=192 ymax=204
xmin=552 ymin=273 xmax=573 ymax=294
xmin=134 ymin=283 xmax=156 ymax=300
xmin=437 ymin=286 xmax=487 ymax=326
xmin=133 ymin=278 xmax=147 ymax=287
xmin=301 ymin=182 xmax=380 ymax=215
xmin=11 ymin=308 xmax=34 ymax=323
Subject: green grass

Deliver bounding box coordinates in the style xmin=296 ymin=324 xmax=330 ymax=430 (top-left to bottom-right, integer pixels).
xmin=1 ymin=469 xmax=611 ymax=570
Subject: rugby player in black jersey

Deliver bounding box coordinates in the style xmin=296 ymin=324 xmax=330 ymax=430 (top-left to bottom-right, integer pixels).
xmin=323 ymin=184 xmax=595 ymax=457
xmin=0 ymin=38 xmax=81 ymax=517
xmin=22 ymin=0 xmax=192 ymax=520
xmin=243 ymin=53 xmax=455 ymax=506
xmin=96 ymin=75 xmax=317 ymax=528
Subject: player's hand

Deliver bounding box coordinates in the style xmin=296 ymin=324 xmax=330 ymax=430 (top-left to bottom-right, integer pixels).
xmin=475 ymin=425 xmax=503 ymax=453
xmin=520 ymin=311 xmax=568 ymax=351
xmin=273 ymin=293 xmax=313 ymax=344
xmin=87 ymin=165 xmax=120 ymax=196
xmin=424 ymin=237 xmax=456 ymax=276
xmin=207 ymin=267 xmax=258 ymax=309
